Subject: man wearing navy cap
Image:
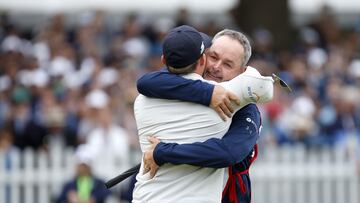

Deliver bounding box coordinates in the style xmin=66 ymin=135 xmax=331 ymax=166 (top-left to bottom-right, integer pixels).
xmin=132 ymin=25 xmax=272 ymax=203
xmin=136 ymin=27 xmax=263 ymax=203
xmin=161 ymin=25 xmax=212 ymax=74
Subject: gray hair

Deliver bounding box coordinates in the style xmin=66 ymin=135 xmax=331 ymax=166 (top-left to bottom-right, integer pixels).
xmin=213 ymin=29 xmax=252 ymax=67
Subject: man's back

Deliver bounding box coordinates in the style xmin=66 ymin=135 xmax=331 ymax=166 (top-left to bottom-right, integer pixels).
xmin=132 ymin=73 xmax=230 ymax=203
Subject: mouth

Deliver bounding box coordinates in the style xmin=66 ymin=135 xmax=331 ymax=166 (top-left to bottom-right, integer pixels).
xmin=204 ymin=71 xmax=222 ymax=82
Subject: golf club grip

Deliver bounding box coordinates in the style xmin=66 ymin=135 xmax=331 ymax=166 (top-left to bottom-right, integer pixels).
xmin=105 ymin=163 xmax=141 ymax=189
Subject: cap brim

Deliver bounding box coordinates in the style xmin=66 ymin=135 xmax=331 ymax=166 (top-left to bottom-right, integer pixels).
xmin=200 ymin=32 xmax=212 ymax=49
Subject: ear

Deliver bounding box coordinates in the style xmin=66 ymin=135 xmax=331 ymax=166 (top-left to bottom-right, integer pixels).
xmin=199 ymin=54 xmax=206 ymax=65
xmin=241 ymin=66 xmax=247 ymax=73
xmin=161 ymin=55 xmax=166 ymax=65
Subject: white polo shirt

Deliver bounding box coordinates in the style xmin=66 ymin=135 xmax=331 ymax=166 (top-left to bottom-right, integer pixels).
xmin=132 ymin=67 xmax=273 ymax=203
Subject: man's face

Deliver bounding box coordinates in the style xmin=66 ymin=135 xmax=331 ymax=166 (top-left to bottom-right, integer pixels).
xmin=203 ymin=36 xmax=246 ymax=82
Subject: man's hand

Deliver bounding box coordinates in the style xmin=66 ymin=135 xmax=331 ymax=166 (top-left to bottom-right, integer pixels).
xmin=210 ymin=85 xmax=241 ymax=121
xmin=143 ymin=136 xmax=161 ymax=178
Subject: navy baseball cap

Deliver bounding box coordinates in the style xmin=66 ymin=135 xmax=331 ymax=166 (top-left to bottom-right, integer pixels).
xmin=162 ymin=25 xmax=212 ymax=69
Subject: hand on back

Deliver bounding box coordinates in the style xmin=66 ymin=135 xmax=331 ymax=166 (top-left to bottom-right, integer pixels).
xmin=210 ymin=85 xmax=240 ymax=121
xmin=143 ymin=136 xmax=161 ymax=178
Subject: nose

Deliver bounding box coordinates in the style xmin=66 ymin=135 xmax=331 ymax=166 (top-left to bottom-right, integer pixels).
xmin=212 ymin=61 xmax=222 ymax=73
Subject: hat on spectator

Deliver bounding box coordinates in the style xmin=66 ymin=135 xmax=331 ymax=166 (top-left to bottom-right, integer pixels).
xmin=19 ymin=69 xmax=49 ymax=88
xmin=0 ymin=76 xmax=11 ymax=92
xmin=85 ymin=89 xmax=109 ymax=109
xmin=75 ymin=144 xmax=95 ymax=166
xmin=1 ymin=35 xmax=23 ymax=53
xmin=162 ymin=25 xmax=212 ymax=68
xmin=349 ymin=59 xmax=360 ymax=78
xmin=97 ymin=68 xmax=119 ymax=88
xmin=48 ymin=57 xmax=75 ymax=77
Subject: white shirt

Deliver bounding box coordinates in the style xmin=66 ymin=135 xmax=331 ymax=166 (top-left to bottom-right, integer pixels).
xmin=132 ymin=67 xmax=273 ymax=203
xmin=85 ymin=125 xmax=130 ymax=180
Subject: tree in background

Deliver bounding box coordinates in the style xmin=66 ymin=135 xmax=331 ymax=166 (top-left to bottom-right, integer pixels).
xmin=230 ymin=0 xmax=294 ymax=50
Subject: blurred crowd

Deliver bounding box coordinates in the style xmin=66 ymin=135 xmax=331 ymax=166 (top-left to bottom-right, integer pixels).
xmin=252 ymin=7 xmax=360 ymax=152
xmin=0 ymin=6 xmax=359 ymax=202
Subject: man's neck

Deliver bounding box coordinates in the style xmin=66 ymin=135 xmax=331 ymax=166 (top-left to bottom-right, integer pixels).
xmin=194 ymin=66 xmax=205 ymax=76
xmin=187 ymin=72 xmax=202 ymax=78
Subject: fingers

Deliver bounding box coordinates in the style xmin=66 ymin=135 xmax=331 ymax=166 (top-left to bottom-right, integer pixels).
xmin=143 ymin=151 xmax=159 ymax=178
xmin=221 ymin=92 xmax=240 ymax=118
xmin=223 ymin=97 xmax=234 ymax=114
xmin=147 ymin=136 xmax=160 ymax=144
xmin=228 ymin=92 xmax=241 ymax=105
xmin=149 ymin=166 xmax=159 ymax=178
xmin=214 ymin=106 xmax=227 ymax=121
xmin=143 ymin=152 xmax=151 ymax=174
xmin=219 ymin=103 xmax=232 ymax=119
xmin=143 ymin=165 xmax=150 ymax=174
xmin=210 ymin=86 xmax=240 ymax=120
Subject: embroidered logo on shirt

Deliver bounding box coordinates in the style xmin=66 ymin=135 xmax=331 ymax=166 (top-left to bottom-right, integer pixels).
xmin=246 ymin=117 xmax=259 ymax=134
xmin=247 ymin=87 xmax=260 ymax=102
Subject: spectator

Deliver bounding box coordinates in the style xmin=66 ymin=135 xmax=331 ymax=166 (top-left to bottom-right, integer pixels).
xmin=82 ymin=89 xmax=130 ymax=180
xmin=56 ymin=145 xmax=111 ymax=203
xmin=9 ymin=87 xmax=47 ymax=150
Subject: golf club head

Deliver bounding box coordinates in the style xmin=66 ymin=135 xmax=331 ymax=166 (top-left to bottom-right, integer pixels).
xmin=272 ymin=73 xmax=292 ymax=93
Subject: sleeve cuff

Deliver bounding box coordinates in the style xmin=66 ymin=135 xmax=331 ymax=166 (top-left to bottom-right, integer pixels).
xmin=153 ymin=142 xmax=167 ymax=166
xmin=203 ymin=83 xmax=215 ymax=106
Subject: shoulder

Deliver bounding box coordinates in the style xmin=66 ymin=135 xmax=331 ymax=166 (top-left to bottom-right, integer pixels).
xmin=236 ymin=104 xmax=260 ymax=116
xmin=242 ymin=103 xmax=259 ymax=111
xmin=62 ymin=179 xmax=76 ymax=190
xmin=233 ymin=104 xmax=261 ymax=123
xmin=93 ymin=177 xmax=106 ymax=185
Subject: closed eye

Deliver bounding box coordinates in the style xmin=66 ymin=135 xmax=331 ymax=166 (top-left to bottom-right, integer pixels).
xmin=210 ymin=55 xmax=217 ymax=60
